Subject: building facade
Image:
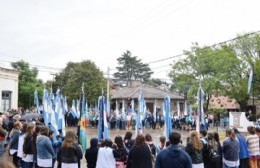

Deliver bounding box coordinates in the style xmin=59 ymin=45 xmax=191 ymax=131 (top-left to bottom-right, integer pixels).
xmin=0 ymin=67 xmax=19 ymax=113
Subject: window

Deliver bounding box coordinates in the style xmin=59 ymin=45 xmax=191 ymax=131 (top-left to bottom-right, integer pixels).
xmin=1 ymin=91 xmax=11 ymax=112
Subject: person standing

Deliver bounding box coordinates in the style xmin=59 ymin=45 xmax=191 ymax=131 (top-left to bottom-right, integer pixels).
xmin=213 ymin=132 xmax=223 ymax=168
xmin=207 ymin=133 xmax=221 ymax=168
xmin=126 ymin=134 xmax=153 ymax=168
xmin=246 ymin=126 xmax=260 ymax=168
xmin=233 ymin=128 xmax=249 ymax=168
xmin=114 ymin=136 xmax=127 ymax=168
xmin=9 ymin=121 xmax=22 ymax=167
xmin=36 ymin=126 xmax=55 ymax=168
xmin=57 ymin=130 xmax=83 ymax=168
xmin=85 ymin=138 xmax=99 ymax=168
xmin=155 ymin=131 xmax=192 ymax=168
xmin=223 ymin=128 xmax=240 ymax=168
xmin=22 ymin=123 xmax=36 ymax=168
xmin=0 ymin=116 xmax=7 ymax=157
xmin=185 ymin=131 xmax=204 ymax=168
xmin=155 ymin=136 xmax=166 ymax=156
xmin=96 ymin=138 xmax=119 ymax=168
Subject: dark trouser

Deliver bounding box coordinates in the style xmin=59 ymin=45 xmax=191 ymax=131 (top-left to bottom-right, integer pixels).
xmin=12 ymin=152 xmax=20 ymax=167
xmin=22 ymin=161 xmax=33 ymax=168
xmin=239 ymin=158 xmax=249 ymax=168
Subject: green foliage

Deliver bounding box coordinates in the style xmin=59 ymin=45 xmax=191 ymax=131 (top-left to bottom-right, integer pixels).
xmin=11 ymin=60 xmax=43 ymax=108
xmin=145 ymin=78 xmax=168 ymax=87
xmin=169 ymin=43 xmax=246 ymax=111
xmin=114 ymin=50 xmax=153 ymax=86
xmin=53 ymin=60 xmax=106 ymax=105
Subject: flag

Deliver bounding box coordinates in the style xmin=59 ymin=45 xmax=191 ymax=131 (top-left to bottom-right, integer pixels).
xmin=189 ymin=105 xmax=192 ymax=121
xmin=153 ymin=99 xmax=157 ymax=122
xmin=70 ymin=100 xmax=79 ymax=119
xmin=79 ymin=89 xmax=87 ymax=154
xmin=247 ymin=67 xmax=253 ymax=94
xmin=177 ymin=101 xmax=180 ymax=118
xmin=97 ymin=96 xmax=108 ymax=141
xmin=34 ymin=90 xmax=40 ymax=114
xmin=121 ymin=100 xmax=126 ymax=120
xmin=184 ymin=100 xmax=188 ymax=116
xmin=115 ymin=100 xmax=119 ymax=120
xmin=164 ymin=96 xmax=171 ymax=140
xmin=196 ymin=87 xmax=205 ymax=133
xmin=42 ymin=88 xmax=49 ymax=126
xmin=131 ymin=99 xmax=135 ymax=115
xmin=135 ymin=93 xmax=144 ymax=137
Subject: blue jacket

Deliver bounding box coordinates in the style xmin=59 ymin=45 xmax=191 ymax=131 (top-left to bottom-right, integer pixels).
xmin=223 ymin=137 xmax=240 ymax=161
xmin=9 ymin=130 xmax=20 ymax=150
xmin=236 ymin=134 xmax=249 ymax=159
xmin=155 ymin=145 xmax=192 ymax=168
xmin=36 ymin=135 xmax=55 ymax=159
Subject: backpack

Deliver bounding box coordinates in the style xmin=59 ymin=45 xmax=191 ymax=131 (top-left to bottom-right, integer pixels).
xmin=208 ymin=144 xmax=220 ymax=162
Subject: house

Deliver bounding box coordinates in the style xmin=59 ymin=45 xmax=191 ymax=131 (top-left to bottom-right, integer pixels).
xmin=209 ymin=95 xmax=240 ymax=112
xmin=111 ymin=81 xmax=185 ymax=114
xmin=0 ymin=67 xmax=19 ymax=113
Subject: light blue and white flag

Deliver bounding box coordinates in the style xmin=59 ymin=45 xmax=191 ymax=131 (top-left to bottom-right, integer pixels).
xmin=189 ymin=105 xmax=193 ymax=121
xmin=97 ymin=96 xmax=108 ymax=141
xmin=34 ymin=90 xmax=40 ymax=114
xmin=247 ymin=67 xmax=253 ymax=94
xmin=164 ymin=96 xmax=171 ymax=140
xmin=184 ymin=100 xmax=188 ymax=116
xmin=153 ymin=99 xmax=157 ymax=122
xmin=177 ymin=101 xmax=180 ymax=118
xmin=131 ymin=99 xmax=135 ymax=116
xmin=135 ymin=93 xmax=144 ymax=137
xmin=42 ymin=88 xmax=49 ymax=126
xmin=115 ymin=100 xmax=119 ymax=120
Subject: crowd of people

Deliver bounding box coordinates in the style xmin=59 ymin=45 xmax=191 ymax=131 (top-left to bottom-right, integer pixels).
xmin=0 ymin=111 xmax=260 ymax=168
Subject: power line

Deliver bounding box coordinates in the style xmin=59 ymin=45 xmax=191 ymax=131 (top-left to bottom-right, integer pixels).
xmin=147 ymin=30 xmax=260 ymax=64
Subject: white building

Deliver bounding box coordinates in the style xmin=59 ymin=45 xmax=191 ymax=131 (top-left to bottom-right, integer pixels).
xmin=0 ymin=67 xmax=19 ymax=113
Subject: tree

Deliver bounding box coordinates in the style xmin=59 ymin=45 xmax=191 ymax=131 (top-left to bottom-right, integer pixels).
xmin=169 ymin=43 xmax=242 ymax=112
xmin=114 ymin=50 xmax=153 ymax=87
xmin=53 ymin=60 xmax=106 ymax=105
xmin=11 ymin=60 xmax=43 ymax=108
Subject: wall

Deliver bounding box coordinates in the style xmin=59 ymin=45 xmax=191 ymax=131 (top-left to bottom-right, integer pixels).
xmin=0 ymin=67 xmax=19 ymax=112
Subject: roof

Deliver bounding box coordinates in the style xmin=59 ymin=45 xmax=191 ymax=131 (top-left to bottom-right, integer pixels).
xmin=0 ymin=66 xmax=19 ymax=74
xmin=111 ymin=84 xmax=184 ymax=100
xmin=209 ymin=96 xmax=240 ymax=109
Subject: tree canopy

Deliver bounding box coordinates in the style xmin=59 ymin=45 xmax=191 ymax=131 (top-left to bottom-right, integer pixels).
xmin=11 ymin=60 xmax=43 ymax=108
xmin=169 ymin=33 xmax=260 ymax=114
xmin=53 ymin=60 xmax=106 ymax=105
xmin=113 ymin=50 xmax=153 ymax=86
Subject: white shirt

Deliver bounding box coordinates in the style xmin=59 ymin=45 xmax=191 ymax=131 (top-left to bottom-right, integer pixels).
xmin=96 ymin=147 xmax=116 ymax=168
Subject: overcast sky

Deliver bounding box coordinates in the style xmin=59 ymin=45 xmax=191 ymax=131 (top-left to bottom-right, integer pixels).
xmin=0 ymin=0 xmax=260 ymax=82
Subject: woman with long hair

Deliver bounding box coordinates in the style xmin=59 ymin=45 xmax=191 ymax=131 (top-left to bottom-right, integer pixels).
xmin=207 ymin=133 xmax=221 ymax=168
xmin=85 ymin=138 xmax=99 ymax=168
xmin=185 ymin=131 xmax=204 ymax=168
xmin=124 ymin=131 xmax=134 ymax=154
xmin=22 ymin=123 xmax=36 ymax=168
xmin=32 ymin=125 xmax=42 ymax=168
xmin=223 ymin=128 xmax=239 ymax=168
xmin=114 ymin=136 xmax=127 ymax=168
xmin=96 ymin=138 xmax=119 ymax=168
xmin=36 ymin=126 xmax=55 ymax=168
xmin=126 ymin=134 xmax=152 ymax=168
xmin=57 ymin=130 xmax=83 ymax=168
xmin=9 ymin=121 xmax=23 ymax=167
xmin=213 ymin=132 xmax=223 ymax=168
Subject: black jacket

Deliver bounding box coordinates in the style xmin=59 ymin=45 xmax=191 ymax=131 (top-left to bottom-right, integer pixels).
xmin=57 ymin=143 xmax=83 ymax=164
xmin=126 ymin=145 xmax=152 ymax=168
xmin=85 ymin=147 xmax=99 ymax=168
xmin=185 ymin=141 xmax=203 ymax=164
